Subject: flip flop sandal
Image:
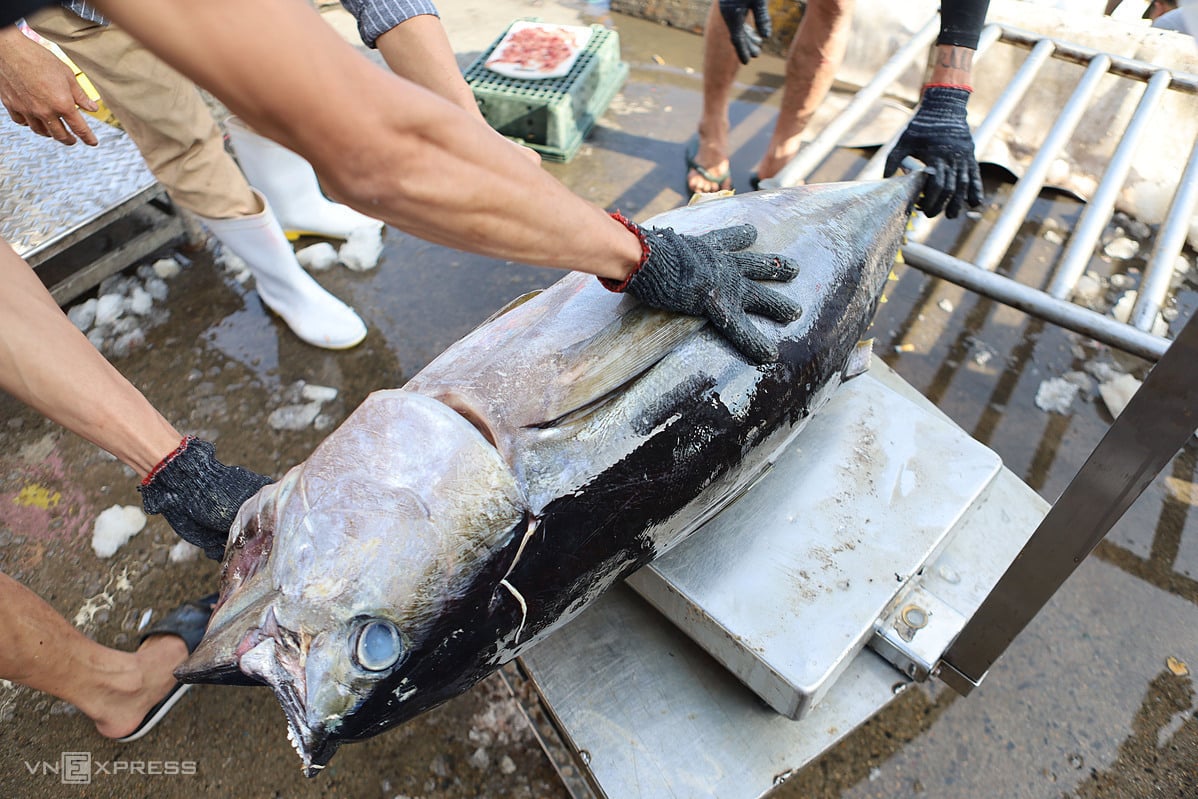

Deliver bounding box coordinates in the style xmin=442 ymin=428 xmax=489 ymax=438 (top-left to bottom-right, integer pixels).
xmin=116 ymin=593 xmax=218 ymax=743
xmin=684 ymin=134 xmax=733 ymax=193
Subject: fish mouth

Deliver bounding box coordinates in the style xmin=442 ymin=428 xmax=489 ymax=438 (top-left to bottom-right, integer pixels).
xmin=178 ymin=601 xmax=342 ymax=776
xmin=275 ymin=679 xmax=339 ymax=777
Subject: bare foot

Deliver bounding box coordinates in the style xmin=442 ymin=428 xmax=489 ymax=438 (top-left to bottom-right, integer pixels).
xmin=752 ymin=140 xmax=806 ymax=187
xmin=686 ymin=130 xmax=732 ymax=194
xmin=94 ymin=634 xmax=188 ymax=739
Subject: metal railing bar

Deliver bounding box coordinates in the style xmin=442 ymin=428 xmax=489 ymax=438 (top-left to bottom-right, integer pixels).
xmin=970 ymin=38 xmax=1056 ymax=153
xmin=902 ymin=241 xmax=1170 ymax=360
xmin=1048 ymin=69 xmax=1172 ymax=300
xmin=972 ymin=55 xmax=1112 ymax=272
xmin=997 ymin=24 xmax=1198 ymax=91
xmin=1130 ymin=136 xmax=1198 ymax=330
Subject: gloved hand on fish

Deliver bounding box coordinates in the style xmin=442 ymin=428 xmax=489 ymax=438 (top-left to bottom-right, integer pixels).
xmin=175 ymin=172 xmax=923 ymax=775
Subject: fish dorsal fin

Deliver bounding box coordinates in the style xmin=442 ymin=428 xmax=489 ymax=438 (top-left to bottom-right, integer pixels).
xmin=535 ymin=306 xmax=705 ymax=426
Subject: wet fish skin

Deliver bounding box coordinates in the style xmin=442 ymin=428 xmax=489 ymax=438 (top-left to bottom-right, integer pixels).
xmin=177 ymin=175 xmax=922 ymax=775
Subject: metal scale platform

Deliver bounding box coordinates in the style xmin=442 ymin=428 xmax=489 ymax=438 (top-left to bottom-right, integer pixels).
xmin=0 ymin=110 xmax=184 ymax=304
xmin=515 ymin=361 xmax=1049 ymax=799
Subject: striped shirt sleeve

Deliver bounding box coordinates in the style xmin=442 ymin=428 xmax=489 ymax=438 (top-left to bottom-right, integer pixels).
xmin=63 ymin=1 xmax=107 ymax=25
xmin=339 ymin=0 xmax=440 ymax=49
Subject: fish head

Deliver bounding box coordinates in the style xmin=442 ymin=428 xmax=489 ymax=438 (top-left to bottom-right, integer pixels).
xmin=176 ymin=390 xmax=527 ymax=775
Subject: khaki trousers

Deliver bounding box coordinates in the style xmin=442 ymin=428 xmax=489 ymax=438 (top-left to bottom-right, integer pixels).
xmin=26 ymin=6 xmax=257 ymax=219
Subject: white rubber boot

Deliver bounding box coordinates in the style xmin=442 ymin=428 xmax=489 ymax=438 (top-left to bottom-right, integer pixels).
xmin=197 ymin=190 xmax=368 ymax=350
xmin=224 ymin=116 xmax=384 ymax=241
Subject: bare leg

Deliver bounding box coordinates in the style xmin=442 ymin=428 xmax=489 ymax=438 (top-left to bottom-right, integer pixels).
xmin=688 ymin=1 xmax=742 ymax=193
xmin=753 ymin=0 xmax=854 ymax=182
xmin=0 ymin=573 xmax=187 ymax=738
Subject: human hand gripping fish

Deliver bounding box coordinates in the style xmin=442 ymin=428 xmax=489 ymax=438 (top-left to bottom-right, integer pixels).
xmin=601 ymin=212 xmax=802 ymax=364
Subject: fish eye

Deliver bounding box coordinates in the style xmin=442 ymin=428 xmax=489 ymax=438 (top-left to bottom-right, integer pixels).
xmin=353 ymin=620 xmax=403 ymax=672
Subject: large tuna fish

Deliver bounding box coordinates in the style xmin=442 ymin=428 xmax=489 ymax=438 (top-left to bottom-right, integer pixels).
xmin=178 ymin=175 xmax=922 ymax=774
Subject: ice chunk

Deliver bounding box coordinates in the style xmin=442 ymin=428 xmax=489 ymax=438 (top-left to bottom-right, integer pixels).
xmin=145 ymin=277 xmax=169 ymax=301
xmin=110 ymin=328 xmax=146 ymax=358
xmin=1104 ymin=236 xmax=1140 ymax=260
xmin=268 ymin=402 xmax=323 ymax=431
xmin=1035 ymin=377 xmax=1080 ymax=414
xmin=1099 ymin=372 xmax=1141 ymax=419
xmin=94 ymin=293 xmax=125 ymax=327
xmin=169 ymin=540 xmax=202 ymax=563
xmin=1111 ymin=291 xmax=1136 ymax=324
xmin=216 ymin=248 xmax=251 ymax=283
xmin=1084 ymin=360 xmax=1120 ymax=384
xmin=1072 ymin=273 xmax=1103 ymax=304
xmin=296 ymin=242 xmax=339 ymax=272
xmin=339 ymin=225 xmax=384 ymax=271
xmin=127 ymin=286 xmax=153 ymax=316
xmin=67 ymin=298 xmax=98 ymax=332
xmin=300 ymin=384 xmax=338 ymax=403
xmin=152 ymin=257 xmax=182 ymax=279
xmin=98 ymin=274 xmax=134 ymax=297
xmin=92 ymin=505 xmax=147 ymax=558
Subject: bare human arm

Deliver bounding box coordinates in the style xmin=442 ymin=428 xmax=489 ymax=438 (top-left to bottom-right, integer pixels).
xmin=372 ymin=14 xmax=480 ymax=120
xmin=0 ymin=242 xmax=180 ymax=476
xmin=1 ymin=241 xmax=273 ymax=557
xmin=0 ymin=23 xmax=98 ymax=145
xmin=371 ymin=13 xmax=540 ymax=163
xmin=92 ymin=0 xmax=640 ymax=282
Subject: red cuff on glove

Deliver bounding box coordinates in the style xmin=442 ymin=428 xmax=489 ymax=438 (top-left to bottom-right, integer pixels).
xmin=599 ymin=211 xmax=651 ymax=293
xmin=922 ymin=82 xmax=973 ymax=93
xmin=141 ymin=435 xmax=196 ymax=486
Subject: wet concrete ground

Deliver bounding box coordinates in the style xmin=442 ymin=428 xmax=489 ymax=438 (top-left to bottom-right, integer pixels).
xmin=1 ymin=2 xmax=1196 ymax=798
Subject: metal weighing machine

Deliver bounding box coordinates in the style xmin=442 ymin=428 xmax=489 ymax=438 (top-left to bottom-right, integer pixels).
xmin=511 ymin=313 xmax=1196 ymax=799
xmin=507 ymin=10 xmax=1198 ymax=798
xmin=511 ymin=360 xmax=1048 ymax=799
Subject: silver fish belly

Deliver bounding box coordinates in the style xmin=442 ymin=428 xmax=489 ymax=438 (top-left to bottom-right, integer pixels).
xmin=178 ymin=175 xmax=922 ymax=775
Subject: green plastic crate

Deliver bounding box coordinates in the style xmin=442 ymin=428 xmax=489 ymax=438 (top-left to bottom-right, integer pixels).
xmin=465 ymin=22 xmax=629 ymax=162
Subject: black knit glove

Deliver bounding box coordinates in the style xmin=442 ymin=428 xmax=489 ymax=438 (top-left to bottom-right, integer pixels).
xmin=603 ymin=212 xmax=801 ymax=364
xmin=138 ymin=436 xmax=272 ymax=561
xmin=719 ymin=0 xmax=772 ymax=64
xmin=883 ymin=85 xmax=983 ymax=219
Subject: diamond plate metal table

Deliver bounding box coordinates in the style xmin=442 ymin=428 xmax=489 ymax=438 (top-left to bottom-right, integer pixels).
xmin=0 ymin=112 xmax=184 ymax=304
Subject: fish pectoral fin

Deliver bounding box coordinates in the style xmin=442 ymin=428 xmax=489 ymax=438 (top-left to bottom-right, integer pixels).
xmin=535 ymin=309 xmax=705 ymax=427
xmin=474 ymin=290 xmax=544 ymax=331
